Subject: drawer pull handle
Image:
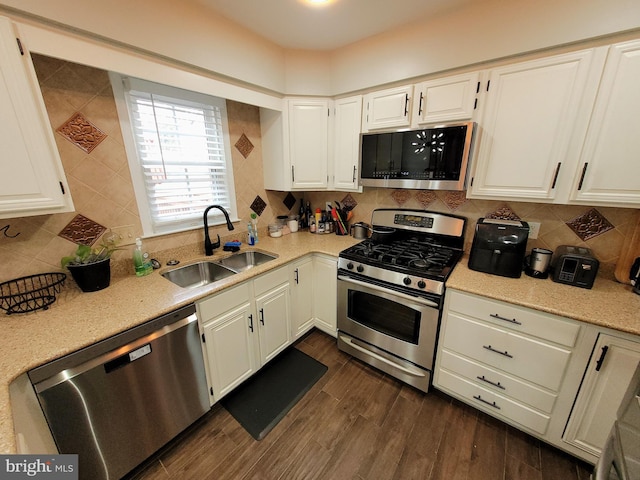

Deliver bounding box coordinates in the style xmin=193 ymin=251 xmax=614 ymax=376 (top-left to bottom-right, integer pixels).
xmin=595 ymin=345 xmax=609 ymax=372
xmin=473 ymin=395 xmax=501 ymax=410
xmin=483 ymin=345 xmax=513 ymax=358
xmin=477 ymin=375 xmax=506 ymax=390
xmin=490 ymin=313 xmax=522 ymax=325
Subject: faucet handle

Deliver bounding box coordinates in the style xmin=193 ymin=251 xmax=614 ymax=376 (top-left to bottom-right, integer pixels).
xmin=211 ymin=234 xmax=221 ymax=250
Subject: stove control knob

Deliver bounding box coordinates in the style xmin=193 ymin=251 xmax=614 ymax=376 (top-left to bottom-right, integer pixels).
xmin=417 ymin=280 xmax=426 ymax=289
xmin=403 ymin=277 xmax=412 ymax=286
xmin=357 ymin=264 xmax=365 ymax=273
xmin=347 ymin=262 xmax=354 ymax=270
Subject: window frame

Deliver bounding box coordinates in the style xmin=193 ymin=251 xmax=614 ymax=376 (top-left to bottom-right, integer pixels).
xmin=110 ymin=72 xmax=238 ymax=237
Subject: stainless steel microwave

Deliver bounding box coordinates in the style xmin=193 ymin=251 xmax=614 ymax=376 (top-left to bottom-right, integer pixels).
xmin=359 ymin=121 xmax=476 ymax=190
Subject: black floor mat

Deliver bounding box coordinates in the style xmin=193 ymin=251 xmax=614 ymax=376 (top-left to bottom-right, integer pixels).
xmin=220 ymin=347 xmax=328 ymax=440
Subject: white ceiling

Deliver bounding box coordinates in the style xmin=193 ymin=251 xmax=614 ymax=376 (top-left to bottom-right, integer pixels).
xmin=193 ymin=0 xmax=480 ymax=50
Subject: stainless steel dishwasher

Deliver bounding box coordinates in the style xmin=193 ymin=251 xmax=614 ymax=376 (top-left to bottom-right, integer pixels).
xmin=29 ymin=303 xmax=210 ymax=480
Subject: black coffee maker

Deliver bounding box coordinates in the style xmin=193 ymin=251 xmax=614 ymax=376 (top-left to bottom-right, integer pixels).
xmin=468 ymin=218 xmax=530 ymax=278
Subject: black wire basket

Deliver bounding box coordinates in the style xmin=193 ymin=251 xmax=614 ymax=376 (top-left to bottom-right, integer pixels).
xmin=0 ymin=272 xmax=67 ymax=315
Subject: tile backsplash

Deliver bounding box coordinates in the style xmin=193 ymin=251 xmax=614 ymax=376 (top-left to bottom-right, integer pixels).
xmin=0 ymin=55 xmax=637 ymax=283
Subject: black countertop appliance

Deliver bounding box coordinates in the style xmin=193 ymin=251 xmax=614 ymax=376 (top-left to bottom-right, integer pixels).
xmin=468 ymin=218 xmax=530 ymax=278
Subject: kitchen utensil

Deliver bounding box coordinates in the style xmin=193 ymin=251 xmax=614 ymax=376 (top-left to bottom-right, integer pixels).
xmin=630 ymin=257 xmax=640 ymax=295
xmin=350 ymin=222 xmax=370 ymax=239
xmin=370 ymin=226 xmax=397 ymax=243
xmin=524 ymin=248 xmax=553 ymax=279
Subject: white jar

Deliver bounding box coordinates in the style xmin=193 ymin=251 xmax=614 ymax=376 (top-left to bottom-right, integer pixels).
xmin=288 ymin=219 xmax=299 ymax=233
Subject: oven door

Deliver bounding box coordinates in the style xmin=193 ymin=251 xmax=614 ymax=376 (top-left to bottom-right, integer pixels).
xmin=337 ymin=274 xmax=441 ymax=390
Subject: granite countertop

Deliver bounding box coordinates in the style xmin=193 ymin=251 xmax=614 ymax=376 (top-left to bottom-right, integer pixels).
xmin=1 ymin=233 xmax=638 ymax=454
xmin=447 ymin=256 xmax=640 ymax=336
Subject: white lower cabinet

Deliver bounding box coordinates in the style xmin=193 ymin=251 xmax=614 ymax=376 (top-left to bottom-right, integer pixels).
xmin=290 ymin=257 xmax=315 ymax=340
xmin=197 ymin=267 xmax=290 ymax=404
xmin=563 ymin=333 xmax=640 ymax=458
xmin=198 ymin=254 xmax=338 ymax=404
xmin=434 ymin=289 xmax=598 ymax=463
xmin=312 ymin=255 xmax=337 ymax=336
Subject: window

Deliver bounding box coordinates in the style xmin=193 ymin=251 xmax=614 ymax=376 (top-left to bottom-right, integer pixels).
xmin=111 ymin=75 xmax=237 ymax=236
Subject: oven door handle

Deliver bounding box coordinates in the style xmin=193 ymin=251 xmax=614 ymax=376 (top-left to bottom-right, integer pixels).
xmin=338 ymin=275 xmax=439 ymax=308
xmin=339 ymin=334 xmax=427 ymax=378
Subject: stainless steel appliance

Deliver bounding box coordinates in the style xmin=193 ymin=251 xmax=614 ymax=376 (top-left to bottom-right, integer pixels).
xmin=468 ymin=218 xmax=530 ymax=278
xmin=524 ymin=247 xmax=553 ymax=279
xmin=551 ymin=245 xmax=599 ymax=289
xmin=593 ymin=364 xmax=640 ymax=479
xmin=29 ymin=304 xmax=210 ymax=480
xmin=359 ymin=122 xmax=476 ymax=190
xmin=337 ymin=208 xmax=466 ymax=392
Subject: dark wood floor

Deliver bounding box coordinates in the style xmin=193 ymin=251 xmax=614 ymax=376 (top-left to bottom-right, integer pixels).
xmin=126 ymin=330 xmax=593 ymax=480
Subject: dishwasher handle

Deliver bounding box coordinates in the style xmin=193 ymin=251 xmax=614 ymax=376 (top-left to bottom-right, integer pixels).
xmin=32 ymin=310 xmax=198 ymax=393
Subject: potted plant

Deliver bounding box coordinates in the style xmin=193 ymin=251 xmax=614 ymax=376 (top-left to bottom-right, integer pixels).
xmin=61 ymin=238 xmax=120 ymax=292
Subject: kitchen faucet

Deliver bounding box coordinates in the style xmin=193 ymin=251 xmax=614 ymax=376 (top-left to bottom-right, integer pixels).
xmin=203 ymin=205 xmax=234 ymax=256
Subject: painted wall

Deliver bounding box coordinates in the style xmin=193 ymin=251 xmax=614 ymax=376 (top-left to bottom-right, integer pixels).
xmin=2 ymin=0 xmax=640 ymax=96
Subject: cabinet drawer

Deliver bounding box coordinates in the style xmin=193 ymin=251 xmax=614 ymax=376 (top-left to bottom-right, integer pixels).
xmin=442 ymin=313 xmax=571 ymax=391
xmin=447 ymin=290 xmax=580 ymax=347
xmin=437 ymin=369 xmax=550 ymax=435
xmin=198 ymin=282 xmax=251 ymax=320
xmin=253 ymin=266 xmax=288 ymax=296
xmin=439 ymin=350 xmax=557 ymax=413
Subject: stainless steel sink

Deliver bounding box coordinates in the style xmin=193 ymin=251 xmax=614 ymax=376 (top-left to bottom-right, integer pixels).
xmin=216 ymin=250 xmax=278 ymax=272
xmin=161 ymin=261 xmax=236 ymax=288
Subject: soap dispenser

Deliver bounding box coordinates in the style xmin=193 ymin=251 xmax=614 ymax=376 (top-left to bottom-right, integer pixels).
xmin=133 ymin=238 xmax=153 ymax=276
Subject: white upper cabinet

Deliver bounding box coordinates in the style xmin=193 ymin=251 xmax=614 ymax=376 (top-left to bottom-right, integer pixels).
xmin=332 ymin=95 xmax=363 ymax=191
xmin=362 ymin=85 xmax=413 ymax=131
xmin=569 ymin=39 xmax=640 ymax=207
xmin=468 ymin=48 xmax=607 ymax=203
xmin=261 ymin=96 xmax=362 ymax=192
xmin=261 ymin=98 xmax=329 ymax=191
xmin=287 ymin=98 xmax=330 ymax=190
xmin=412 ymin=72 xmax=480 ymax=125
xmin=0 ymin=16 xmax=73 ymax=219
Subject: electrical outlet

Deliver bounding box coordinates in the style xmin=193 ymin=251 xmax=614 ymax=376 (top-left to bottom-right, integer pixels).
xmin=528 ymin=221 xmax=541 ymax=239
xmin=109 ymin=225 xmax=137 ymax=245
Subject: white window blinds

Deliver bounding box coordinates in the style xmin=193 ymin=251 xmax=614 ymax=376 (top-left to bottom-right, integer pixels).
xmin=119 ymin=77 xmax=236 ymax=235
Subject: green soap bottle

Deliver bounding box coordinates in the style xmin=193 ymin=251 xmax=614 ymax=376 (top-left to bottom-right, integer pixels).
xmin=134 ymin=238 xmax=153 ymax=276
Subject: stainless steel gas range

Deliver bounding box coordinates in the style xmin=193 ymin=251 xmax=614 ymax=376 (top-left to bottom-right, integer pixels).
xmin=337 ymin=208 xmax=467 ymax=393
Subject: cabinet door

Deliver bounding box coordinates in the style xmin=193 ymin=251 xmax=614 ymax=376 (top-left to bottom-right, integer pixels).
xmin=332 ymin=95 xmax=362 ymax=191
xmin=564 ymin=333 xmax=640 ymax=457
xmin=313 ymin=255 xmax=337 ymax=336
xmin=571 ymin=40 xmax=640 ymax=206
xmin=0 ymin=17 xmax=73 ymax=219
xmin=256 ymin=283 xmax=291 ymax=364
xmin=413 ymin=72 xmax=480 ymax=125
xmin=202 ymin=302 xmax=256 ymax=403
xmin=290 ymin=257 xmax=314 ymax=340
xmin=287 ymin=99 xmax=329 ymax=190
xmin=469 ymin=48 xmax=606 ymax=202
xmin=362 ymin=85 xmax=413 ymax=131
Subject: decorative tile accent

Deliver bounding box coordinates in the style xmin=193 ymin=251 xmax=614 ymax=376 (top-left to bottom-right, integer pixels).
xmin=283 ymin=192 xmax=297 ymax=211
xmin=485 ymin=204 xmax=521 ymax=221
xmin=58 ymin=214 xmax=106 ymax=246
xmin=566 ymin=208 xmax=614 ymax=241
xmin=56 ymin=112 xmax=107 ymax=153
xmin=442 ymin=191 xmax=468 ymax=211
xmin=235 ymin=133 xmax=254 ymax=158
xmin=415 ymin=191 xmax=437 ymax=209
xmin=390 ymin=190 xmax=411 ymax=206
xmin=250 ymin=195 xmax=267 ymax=216
xmin=341 ymin=193 xmax=358 ymax=210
